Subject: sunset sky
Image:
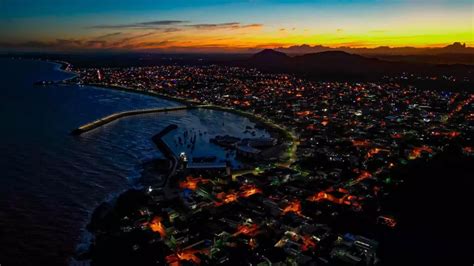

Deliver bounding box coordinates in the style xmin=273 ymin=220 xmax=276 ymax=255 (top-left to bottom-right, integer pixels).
xmin=1 ymin=0 xmax=472 ymax=52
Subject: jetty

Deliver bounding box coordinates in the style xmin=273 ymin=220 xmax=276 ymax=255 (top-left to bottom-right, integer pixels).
xmin=71 ymin=106 xmax=190 ymax=135
xmin=151 ymin=124 xmax=180 ymax=199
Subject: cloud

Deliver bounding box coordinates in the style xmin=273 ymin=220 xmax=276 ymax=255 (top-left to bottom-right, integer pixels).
xmin=186 ymin=22 xmax=263 ymax=30
xmin=0 ymin=33 xmax=156 ymax=50
xmin=241 ymin=23 xmax=263 ymax=29
xmin=53 ymin=39 xmax=84 ymax=47
xmin=84 ymin=40 xmax=108 ymax=48
xmin=112 ymin=32 xmax=156 ymax=47
xmin=139 ymin=20 xmax=188 ymax=26
xmin=122 ymin=40 xmax=173 ymax=49
xmin=89 ymin=20 xmax=188 ymax=29
xmin=186 ymin=22 xmax=239 ymax=29
xmin=161 ymin=27 xmax=183 ymax=33
xmin=0 ymin=39 xmax=84 ymax=50
xmin=95 ymin=32 xmax=122 ymax=39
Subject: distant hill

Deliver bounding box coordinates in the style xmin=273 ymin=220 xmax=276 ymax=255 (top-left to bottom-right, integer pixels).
xmin=245 ymin=49 xmax=402 ymax=78
xmin=251 ymin=49 xmax=290 ymax=61
xmin=274 ymin=42 xmax=474 ymax=65
xmin=276 ymin=42 xmax=474 ymax=56
xmin=234 ymin=49 xmax=474 ymax=89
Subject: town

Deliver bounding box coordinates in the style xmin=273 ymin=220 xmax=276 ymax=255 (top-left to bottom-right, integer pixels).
xmin=74 ymin=64 xmax=473 ymax=265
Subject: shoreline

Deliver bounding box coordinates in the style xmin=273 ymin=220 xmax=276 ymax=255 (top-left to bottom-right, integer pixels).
xmin=29 ymin=57 xmax=296 ymax=153
xmin=77 ymin=82 xmax=298 ymax=162
xmin=76 ymin=124 xmax=179 ymax=261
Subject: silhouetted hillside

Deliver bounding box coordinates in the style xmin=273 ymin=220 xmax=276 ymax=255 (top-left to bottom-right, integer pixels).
xmin=239 ymin=49 xmax=474 ymax=85
xmin=252 ymin=49 xmax=289 ymax=61
xmin=276 ymin=42 xmax=474 ymax=57
xmin=292 ymin=51 xmax=398 ymax=76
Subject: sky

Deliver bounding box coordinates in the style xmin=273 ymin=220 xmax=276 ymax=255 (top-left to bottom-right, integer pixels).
xmin=0 ymin=0 xmax=472 ymax=52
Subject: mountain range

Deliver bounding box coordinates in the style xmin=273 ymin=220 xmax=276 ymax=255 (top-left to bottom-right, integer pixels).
xmin=275 ymin=42 xmax=473 ymax=55
xmin=233 ymin=49 xmax=474 ymax=89
xmin=274 ymin=42 xmax=474 ymax=65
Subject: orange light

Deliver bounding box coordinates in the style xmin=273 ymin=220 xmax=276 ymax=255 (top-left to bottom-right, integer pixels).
xmin=378 ymin=216 xmax=397 ymax=228
xmin=215 ymin=191 xmax=239 ymax=206
xmin=408 ymin=146 xmax=433 ymax=160
xmin=366 ymin=148 xmax=389 ymax=159
xmin=352 ymin=139 xmax=370 ymax=147
xmin=148 ymin=216 xmax=166 ymax=239
xmin=306 ymin=124 xmax=318 ymax=131
xmin=179 ymin=175 xmax=210 ymax=190
xmin=307 ymin=189 xmax=359 ymax=206
xmin=296 ymin=110 xmax=312 ymax=117
xmin=355 ymin=170 xmax=372 ymax=182
xmin=391 ymin=133 xmax=403 ymax=139
xmin=431 ymin=131 xmax=460 ymax=138
xmin=239 ymin=184 xmax=262 ymax=198
xmin=462 ymin=146 xmax=473 ymax=154
xmin=282 ymin=200 xmax=303 ymax=216
xmin=165 ymin=248 xmax=209 ymax=265
xmin=234 ymin=224 xmax=259 ymax=237
xmin=301 ymin=235 xmax=317 ymax=251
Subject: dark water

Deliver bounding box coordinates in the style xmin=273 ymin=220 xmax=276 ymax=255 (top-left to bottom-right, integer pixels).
xmin=0 ymin=59 xmax=268 ymax=265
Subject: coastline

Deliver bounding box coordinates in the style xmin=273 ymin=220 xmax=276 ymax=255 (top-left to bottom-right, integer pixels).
xmin=78 ymin=83 xmax=298 ymax=162
xmin=76 ymin=124 xmax=179 ymax=262
xmin=32 ymin=58 xmax=296 ymax=150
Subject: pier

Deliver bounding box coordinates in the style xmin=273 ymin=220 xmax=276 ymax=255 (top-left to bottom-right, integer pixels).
xmin=71 ymin=106 xmax=190 ymax=135
xmin=151 ymin=124 xmax=180 ymax=199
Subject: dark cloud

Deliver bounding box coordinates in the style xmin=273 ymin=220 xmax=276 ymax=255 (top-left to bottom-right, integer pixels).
xmin=95 ymin=32 xmax=122 ymax=39
xmin=161 ymin=27 xmax=183 ymax=33
xmin=55 ymin=39 xmax=83 ymax=46
xmin=85 ymin=40 xmax=108 ymax=48
xmin=187 ymin=22 xmax=239 ymax=29
xmin=89 ymin=20 xmax=188 ymax=29
xmin=241 ymin=23 xmax=263 ymax=29
xmin=122 ymin=40 xmax=173 ymax=49
xmin=112 ymin=32 xmax=156 ymax=47
xmin=0 ymin=39 xmax=83 ymax=50
xmin=86 ymin=20 xmax=262 ymax=34
xmin=139 ymin=40 xmax=172 ymax=46
xmin=139 ymin=20 xmax=188 ymax=26
xmin=185 ymin=22 xmax=262 ymax=30
xmin=0 ymin=41 xmax=51 ymax=48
